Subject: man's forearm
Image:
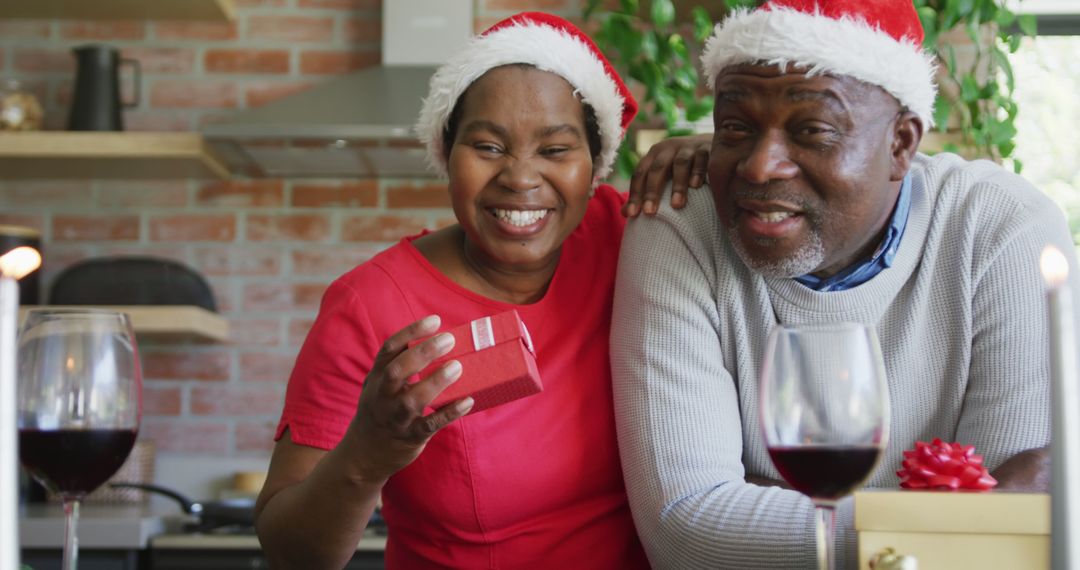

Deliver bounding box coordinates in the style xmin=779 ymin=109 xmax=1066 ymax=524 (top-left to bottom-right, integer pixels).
xmin=990 ymin=446 xmax=1050 ymax=492
xmin=611 ymin=198 xmax=832 ymax=567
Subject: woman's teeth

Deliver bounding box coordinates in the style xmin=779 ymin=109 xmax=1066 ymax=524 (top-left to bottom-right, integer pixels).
xmin=754 ymin=211 xmax=794 ymax=223
xmin=493 ymin=208 xmax=547 ymax=227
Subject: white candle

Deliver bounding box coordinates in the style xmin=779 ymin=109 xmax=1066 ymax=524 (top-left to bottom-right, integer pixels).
xmin=1042 ymin=244 xmax=1080 ymax=570
xmin=0 ymin=276 xmax=17 ymax=570
xmin=0 ymin=246 xmax=41 ymax=570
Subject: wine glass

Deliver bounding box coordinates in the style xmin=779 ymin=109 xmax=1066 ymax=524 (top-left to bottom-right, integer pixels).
xmin=16 ymin=309 xmax=142 ymax=570
xmin=759 ymin=322 xmax=890 ymax=570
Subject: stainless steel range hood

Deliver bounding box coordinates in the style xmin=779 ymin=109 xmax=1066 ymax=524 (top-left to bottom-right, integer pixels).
xmin=203 ymin=0 xmax=472 ymax=178
xmin=203 ymin=67 xmax=438 ymax=178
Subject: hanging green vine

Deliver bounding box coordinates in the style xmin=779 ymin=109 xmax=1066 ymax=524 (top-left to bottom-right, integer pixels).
xmin=914 ymin=0 xmax=1036 ymax=170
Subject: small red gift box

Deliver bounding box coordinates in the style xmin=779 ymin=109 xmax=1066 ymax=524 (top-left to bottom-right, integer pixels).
xmin=414 ymin=310 xmax=542 ymax=414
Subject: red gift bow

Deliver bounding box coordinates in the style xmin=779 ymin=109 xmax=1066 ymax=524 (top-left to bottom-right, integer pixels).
xmin=897 ymin=438 xmax=998 ymax=491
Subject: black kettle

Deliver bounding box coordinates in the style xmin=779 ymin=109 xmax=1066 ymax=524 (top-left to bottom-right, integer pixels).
xmin=68 ymin=44 xmax=141 ymax=131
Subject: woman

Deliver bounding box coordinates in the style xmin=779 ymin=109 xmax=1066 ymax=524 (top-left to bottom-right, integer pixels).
xmin=255 ymin=12 xmax=688 ymax=569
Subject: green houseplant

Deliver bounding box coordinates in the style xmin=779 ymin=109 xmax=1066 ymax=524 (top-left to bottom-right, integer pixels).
xmin=583 ymin=0 xmax=717 ymax=179
xmin=585 ymin=0 xmax=1035 ymax=175
xmin=914 ymin=0 xmax=1036 ymax=169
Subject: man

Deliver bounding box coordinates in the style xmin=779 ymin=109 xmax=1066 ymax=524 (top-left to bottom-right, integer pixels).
xmin=610 ymin=0 xmax=1076 ymax=568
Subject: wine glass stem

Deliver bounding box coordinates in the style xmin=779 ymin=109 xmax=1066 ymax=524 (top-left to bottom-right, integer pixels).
xmin=62 ymin=498 xmax=80 ymax=570
xmin=815 ymin=504 xmax=837 ymax=570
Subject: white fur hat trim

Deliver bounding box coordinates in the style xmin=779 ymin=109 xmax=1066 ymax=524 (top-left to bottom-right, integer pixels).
xmin=701 ymin=7 xmax=938 ymax=126
xmin=416 ymin=21 xmax=628 ymax=182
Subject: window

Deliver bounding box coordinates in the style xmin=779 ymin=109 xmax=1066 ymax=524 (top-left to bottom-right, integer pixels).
xmin=1011 ymin=5 xmax=1080 ymax=240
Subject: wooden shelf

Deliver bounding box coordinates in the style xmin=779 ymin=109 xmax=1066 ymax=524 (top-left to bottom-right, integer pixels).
xmin=18 ymin=305 xmax=229 ymax=344
xmin=0 ymin=132 xmax=230 ymax=180
xmin=0 ymin=0 xmax=235 ymax=21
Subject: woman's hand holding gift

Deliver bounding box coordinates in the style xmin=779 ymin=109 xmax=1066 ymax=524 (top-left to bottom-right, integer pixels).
xmin=343 ymin=315 xmax=474 ymax=482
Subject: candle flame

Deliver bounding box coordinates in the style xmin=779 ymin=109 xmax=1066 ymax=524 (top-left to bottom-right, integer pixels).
xmin=0 ymin=246 xmax=41 ymax=280
xmin=1042 ymin=245 xmax=1069 ymax=288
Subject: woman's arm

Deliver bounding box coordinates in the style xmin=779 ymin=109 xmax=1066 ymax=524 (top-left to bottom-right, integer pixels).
xmin=255 ymin=432 xmax=382 ymax=569
xmin=255 ymin=315 xmax=473 ymax=569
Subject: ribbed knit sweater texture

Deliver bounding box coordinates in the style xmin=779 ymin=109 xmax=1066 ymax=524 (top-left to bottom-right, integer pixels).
xmin=611 ymin=152 xmax=1078 ymax=569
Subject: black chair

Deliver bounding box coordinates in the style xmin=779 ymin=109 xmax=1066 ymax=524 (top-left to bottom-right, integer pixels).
xmin=48 ymin=256 xmax=217 ymax=311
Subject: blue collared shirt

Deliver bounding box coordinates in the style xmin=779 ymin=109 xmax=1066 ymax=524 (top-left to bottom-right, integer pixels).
xmin=794 ymin=174 xmax=912 ymax=292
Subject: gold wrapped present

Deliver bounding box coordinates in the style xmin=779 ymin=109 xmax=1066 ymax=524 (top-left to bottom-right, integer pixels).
xmin=854 ymin=489 xmax=1049 ymax=570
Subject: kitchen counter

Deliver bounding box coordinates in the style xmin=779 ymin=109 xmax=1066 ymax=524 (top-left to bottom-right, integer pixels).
xmin=152 ymin=531 xmax=387 ymax=551
xmin=20 ymin=503 xmax=179 ymax=549
xmin=20 ymin=503 xmax=387 ymax=552
xmin=148 ymin=532 xmax=386 ymax=570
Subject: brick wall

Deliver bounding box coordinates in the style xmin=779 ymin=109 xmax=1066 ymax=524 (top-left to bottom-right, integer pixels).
xmin=0 ymin=0 xmax=583 ymax=459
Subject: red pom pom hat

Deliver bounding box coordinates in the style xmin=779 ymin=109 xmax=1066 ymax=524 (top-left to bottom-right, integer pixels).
xmin=415 ymin=11 xmax=638 ymax=183
xmin=701 ymin=0 xmax=938 ymax=126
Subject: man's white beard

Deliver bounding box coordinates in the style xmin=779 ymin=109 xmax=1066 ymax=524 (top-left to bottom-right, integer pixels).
xmin=728 ymin=226 xmax=825 ymax=278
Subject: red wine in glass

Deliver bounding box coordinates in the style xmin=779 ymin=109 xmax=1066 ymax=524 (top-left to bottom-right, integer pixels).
xmin=17 ymin=309 xmax=142 ymax=570
xmin=759 ymin=323 xmax=890 ymax=570
xmin=767 ymin=445 xmax=882 ymax=500
xmin=19 ymin=429 xmax=137 ymax=497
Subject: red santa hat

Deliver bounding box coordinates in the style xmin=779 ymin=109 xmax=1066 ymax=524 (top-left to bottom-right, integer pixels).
xmin=701 ymin=0 xmax=938 ymax=126
xmin=416 ymin=11 xmax=638 ymax=183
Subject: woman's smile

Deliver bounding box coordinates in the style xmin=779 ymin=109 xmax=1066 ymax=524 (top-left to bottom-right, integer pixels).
xmin=488 ymin=206 xmax=553 ymax=235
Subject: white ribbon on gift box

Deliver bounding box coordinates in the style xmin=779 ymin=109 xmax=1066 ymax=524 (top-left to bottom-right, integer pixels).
xmin=470 ymin=316 xmax=495 ymax=351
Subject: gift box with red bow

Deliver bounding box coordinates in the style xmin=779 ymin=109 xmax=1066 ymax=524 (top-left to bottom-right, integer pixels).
xmin=415 ymin=310 xmax=542 ymax=414
xmin=896 ymin=438 xmax=997 ymax=491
